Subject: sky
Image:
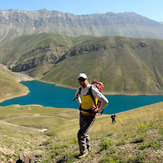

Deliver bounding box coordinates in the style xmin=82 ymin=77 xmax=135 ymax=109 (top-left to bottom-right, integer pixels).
xmin=0 ymin=0 xmax=163 ymax=22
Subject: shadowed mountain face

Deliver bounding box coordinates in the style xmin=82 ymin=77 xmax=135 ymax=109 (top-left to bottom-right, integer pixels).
xmin=0 ymin=33 xmax=73 ymax=77
xmin=0 ymin=9 xmax=163 ymax=45
xmin=0 ymin=33 xmax=163 ymax=95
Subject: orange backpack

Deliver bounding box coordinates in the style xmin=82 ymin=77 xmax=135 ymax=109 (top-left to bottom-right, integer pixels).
xmin=90 ymin=81 xmax=104 ymax=109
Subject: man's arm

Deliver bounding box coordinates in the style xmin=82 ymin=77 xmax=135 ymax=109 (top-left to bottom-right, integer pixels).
xmin=92 ymin=86 xmax=109 ymax=113
xmin=98 ymin=94 xmax=108 ymax=112
xmin=75 ymin=89 xmax=82 ymax=105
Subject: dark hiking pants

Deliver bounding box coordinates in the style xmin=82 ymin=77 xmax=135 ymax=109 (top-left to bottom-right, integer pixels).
xmin=77 ymin=112 xmax=95 ymax=154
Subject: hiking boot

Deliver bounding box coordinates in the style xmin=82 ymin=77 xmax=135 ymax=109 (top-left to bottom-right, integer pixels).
xmin=78 ymin=151 xmax=89 ymax=159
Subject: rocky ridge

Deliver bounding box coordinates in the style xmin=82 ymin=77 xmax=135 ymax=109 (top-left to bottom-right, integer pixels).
xmin=0 ymin=9 xmax=163 ymax=45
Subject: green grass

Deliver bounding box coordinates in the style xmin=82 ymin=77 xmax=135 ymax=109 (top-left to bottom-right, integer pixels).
xmin=1 ymin=34 xmax=163 ymax=94
xmin=100 ymin=140 xmax=113 ymax=150
xmin=0 ymin=101 xmax=162 ymax=162
xmin=41 ymin=36 xmax=163 ymax=95
xmin=0 ymin=64 xmax=29 ymax=103
xmin=0 ymin=105 xmax=79 ymax=129
xmin=0 ymin=105 xmax=79 ymax=162
xmin=41 ymin=102 xmax=163 ymax=163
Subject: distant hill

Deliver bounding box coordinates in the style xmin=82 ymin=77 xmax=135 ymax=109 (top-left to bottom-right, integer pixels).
xmin=0 ymin=33 xmax=73 ymax=77
xmin=41 ymin=35 xmax=163 ymax=95
xmin=0 ymin=9 xmax=163 ymax=45
xmin=0 ymin=64 xmax=29 ymax=102
xmin=0 ymin=33 xmax=163 ymax=95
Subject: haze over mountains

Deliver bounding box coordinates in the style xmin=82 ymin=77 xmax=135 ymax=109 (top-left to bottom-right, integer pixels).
xmin=0 ymin=9 xmax=163 ymax=45
xmin=0 ymin=9 xmax=163 ymax=95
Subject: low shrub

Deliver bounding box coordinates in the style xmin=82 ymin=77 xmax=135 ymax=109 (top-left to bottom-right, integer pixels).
xmin=100 ymin=140 xmax=113 ymax=150
xmin=131 ymin=137 xmax=144 ymax=143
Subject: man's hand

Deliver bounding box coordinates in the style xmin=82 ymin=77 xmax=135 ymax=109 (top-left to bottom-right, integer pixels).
xmin=89 ymin=106 xmax=98 ymax=114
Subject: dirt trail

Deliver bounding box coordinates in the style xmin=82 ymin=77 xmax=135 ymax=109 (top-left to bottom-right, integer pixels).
xmin=0 ymin=113 xmax=107 ymax=133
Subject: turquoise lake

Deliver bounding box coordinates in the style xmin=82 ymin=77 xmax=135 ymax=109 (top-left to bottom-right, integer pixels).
xmin=0 ymin=80 xmax=163 ymax=114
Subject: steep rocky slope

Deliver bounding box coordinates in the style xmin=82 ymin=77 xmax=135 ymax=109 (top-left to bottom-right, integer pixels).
xmin=0 ymin=9 xmax=163 ymax=45
xmin=0 ymin=33 xmax=73 ymax=77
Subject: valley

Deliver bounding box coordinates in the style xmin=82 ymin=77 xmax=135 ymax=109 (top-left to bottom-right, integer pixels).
xmin=0 ymin=34 xmax=163 ymax=95
xmin=0 ymin=9 xmax=162 ymax=162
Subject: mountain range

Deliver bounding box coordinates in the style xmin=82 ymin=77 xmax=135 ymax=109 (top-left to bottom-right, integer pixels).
xmin=0 ymin=9 xmax=163 ymax=95
xmin=0 ymin=9 xmax=163 ymax=163
xmin=0 ymin=9 xmax=163 ymax=45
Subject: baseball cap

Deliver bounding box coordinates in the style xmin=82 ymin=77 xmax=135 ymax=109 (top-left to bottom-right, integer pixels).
xmin=78 ymin=73 xmax=87 ymax=79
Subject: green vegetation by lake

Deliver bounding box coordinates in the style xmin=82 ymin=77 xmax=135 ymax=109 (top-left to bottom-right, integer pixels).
xmin=0 ymin=64 xmax=29 ymax=103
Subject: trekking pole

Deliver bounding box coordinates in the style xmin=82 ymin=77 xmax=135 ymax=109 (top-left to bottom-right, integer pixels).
xmin=73 ymin=97 xmax=77 ymax=102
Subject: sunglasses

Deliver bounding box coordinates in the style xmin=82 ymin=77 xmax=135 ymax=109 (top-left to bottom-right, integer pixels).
xmin=78 ymin=78 xmax=86 ymax=83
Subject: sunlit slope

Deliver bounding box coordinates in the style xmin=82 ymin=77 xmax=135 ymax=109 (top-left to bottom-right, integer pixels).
xmin=0 ymin=64 xmax=29 ymax=102
xmin=0 ymin=102 xmax=162 ymax=162
xmin=41 ymin=36 xmax=163 ymax=95
xmin=0 ymin=33 xmax=163 ymax=94
xmin=44 ymin=102 xmax=162 ymax=163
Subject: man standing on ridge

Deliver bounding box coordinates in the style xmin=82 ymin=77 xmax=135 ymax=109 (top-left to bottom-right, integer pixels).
xmin=75 ymin=73 xmax=108 ymax=159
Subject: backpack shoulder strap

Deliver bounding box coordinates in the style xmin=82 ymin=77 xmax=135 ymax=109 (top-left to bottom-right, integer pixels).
xmin=88 ymin=86 xmax=97 ymax=107
xmin=78 ymin=87 xmax=82 ymax=94
xmin=73 ymin=87 xmax=82 ymax=102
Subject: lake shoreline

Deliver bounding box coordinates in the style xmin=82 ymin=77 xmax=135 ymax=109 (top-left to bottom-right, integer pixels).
xmin=40 ymin=79 xmax=163 ymax=96
xmin=1 ymin=80 xmax=163 ymax=115
xmin=0 ymin=78 xmax=162 ymax=105
xmin=1 ymin=79 xmax=163 ymax=105
xmin=0 ymin=85 xmax=29 ymax=103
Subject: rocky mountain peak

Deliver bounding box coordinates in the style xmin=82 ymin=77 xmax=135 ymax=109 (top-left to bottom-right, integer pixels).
xmin=0 ymin=9 xmax=163 ymax=45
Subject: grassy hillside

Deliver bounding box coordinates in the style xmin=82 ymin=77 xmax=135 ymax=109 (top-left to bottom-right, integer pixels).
xmin=0 ymin=64 xmax=29 ymax=102
xmin=0 ymin=33 xmax=73 ymax=78
xmin=0 ymin=34 xmax=163 ymax=94
xmin=0 ymin=102 xmax=162 ymax=162
xmin=0 ymin=105 xmax=79 ymax=162
xmin=41 ymin=36 xmax=163 ymax=95
xmin=44 ymin=102 xmax=163 ymax=163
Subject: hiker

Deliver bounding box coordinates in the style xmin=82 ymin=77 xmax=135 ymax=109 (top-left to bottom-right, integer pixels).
xmin=75 ymin=73 xmax=108 ymax=158
xmin=111 ymin=114 xmax=117 ymax=124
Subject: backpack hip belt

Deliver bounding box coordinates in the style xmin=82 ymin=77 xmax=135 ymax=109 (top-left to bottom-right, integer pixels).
xmin=79 ymin=107 xmax=96 ymax=116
